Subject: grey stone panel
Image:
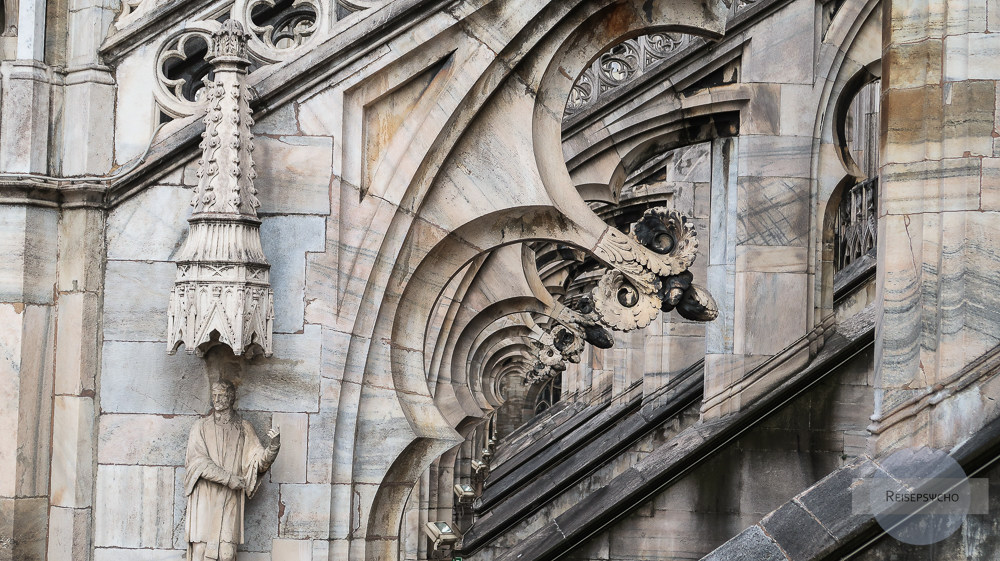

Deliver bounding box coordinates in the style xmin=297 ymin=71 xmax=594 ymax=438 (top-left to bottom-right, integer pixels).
xmin=465 ymin=367 xmax=704 ymax=552
xmin=700 ymin=525 xmax=787 ymax=561
xmin=794 ymin=457 xmax=882 ymax=543
xmin=486 ymin=318 xmax=875 ymax=561
xmin=759 ymin=501 xmax=835 ymax=561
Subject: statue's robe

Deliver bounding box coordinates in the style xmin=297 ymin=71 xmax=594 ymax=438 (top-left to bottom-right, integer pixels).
xmin=185 ymin=414 xmax=275 ymax=560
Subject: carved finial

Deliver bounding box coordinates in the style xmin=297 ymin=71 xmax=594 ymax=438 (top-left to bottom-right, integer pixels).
xmin=168 ymin=20 xmax=273 ymax=359
xmin=208 ymin=19 xmax=251 ymax=67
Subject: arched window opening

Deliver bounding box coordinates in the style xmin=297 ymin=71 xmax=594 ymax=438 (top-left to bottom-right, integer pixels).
xmin=835 ymin=78 xmax=879 ymax=275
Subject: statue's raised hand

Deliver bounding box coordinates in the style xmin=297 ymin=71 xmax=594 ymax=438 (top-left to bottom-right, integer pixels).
xmin=267 ymin=426 xmax=280 ymax=446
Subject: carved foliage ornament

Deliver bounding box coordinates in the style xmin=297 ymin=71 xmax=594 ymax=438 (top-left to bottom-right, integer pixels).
xmin=168 ymin=20 xmax=275 ymax=359
xmin=524 ymin=323 xmax=589 ymax=385
xmin=592 ymin=208 xmax=718 ymax=331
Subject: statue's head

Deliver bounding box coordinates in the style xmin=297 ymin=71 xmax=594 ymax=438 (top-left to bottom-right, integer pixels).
xmin=211 ymin=380 xmax=237 ymax=412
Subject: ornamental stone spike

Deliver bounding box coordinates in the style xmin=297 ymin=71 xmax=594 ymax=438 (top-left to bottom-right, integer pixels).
xmin=167 ymin=20 xmax=274 ymax=359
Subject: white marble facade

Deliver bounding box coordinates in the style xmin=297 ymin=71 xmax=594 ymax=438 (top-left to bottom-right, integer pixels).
xmin=2 ymin=0 xmax=1000 ymax=560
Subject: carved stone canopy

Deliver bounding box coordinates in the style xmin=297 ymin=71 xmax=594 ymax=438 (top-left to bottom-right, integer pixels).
xmin=168 ymin=20 xmax=274 ymax=359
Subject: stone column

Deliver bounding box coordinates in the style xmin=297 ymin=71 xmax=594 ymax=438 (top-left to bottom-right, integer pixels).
xmin=874 ymin=0 xmax=1000 ymax=451
xmin=15 ymin=0 xmax=44 ymax=60
xmin=0 ymin=60 xmax=50 ymax=173
xmin=0 ymin=204 xmax=58 ymax=561
xmin=45 ymin=207 xmax=104 ymax=561
xmin=703 ymin=136 xmax=739 ymax=418
xmin=58 ymin=0 xmax=116 ymax=175
xmin=0 ymin=0 xmax=50 ymax=174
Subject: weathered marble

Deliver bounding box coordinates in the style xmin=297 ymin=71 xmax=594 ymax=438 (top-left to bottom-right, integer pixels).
xmin=277 ymin=484 xmax=332 ymax=539
xmin=5 ymin=0 xmax=1000 ymax=560
xmin=94 ymin=465 xmax=175 ymax=548
xmin=100 ymin=341 xmax=209 ymax=414
xmin=106 ymin=186 xmax=192 ymax=261
xmin=97 ymin=414 xmax=192 ymax=466
xmin=254 ymin=137 xmax=333 ymax=216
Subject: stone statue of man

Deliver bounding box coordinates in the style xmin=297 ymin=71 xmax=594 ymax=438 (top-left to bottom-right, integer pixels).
xmin=185 ymin=380 xmax=280 ymax=561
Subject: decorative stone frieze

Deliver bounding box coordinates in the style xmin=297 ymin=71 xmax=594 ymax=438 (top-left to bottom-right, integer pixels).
xmin=167 ymin=20 xmax=275 ymax=359
xmin=566 ymin=33 xmax=695 ymax=116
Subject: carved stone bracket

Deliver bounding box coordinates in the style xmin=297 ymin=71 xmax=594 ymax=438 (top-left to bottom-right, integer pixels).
xmin=591 ymin=208 xmax=718 ymax=331
xmin=168 ymin=20 xmax=275 ymax=359
xmin=520 ymin=208 xmax=716 ymax=389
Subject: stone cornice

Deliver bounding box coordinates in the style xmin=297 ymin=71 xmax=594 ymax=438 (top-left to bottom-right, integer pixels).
xmin=0 ymin=179 xmax=106 ymax=209
xmin=101 ymin=0 xmax=231 ymax=63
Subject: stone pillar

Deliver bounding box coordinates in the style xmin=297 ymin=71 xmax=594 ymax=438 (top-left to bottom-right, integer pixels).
xmin=0 ymin=204 xmax=58 ymax=561
xmin=0 ymin=0 xmax=50 ymax=174
xmin=0 ymin=60 xmax=50 ymax=173
xmin=874 ymin=0 xmax=1000 ymax=451
xmin=703 ymin=136 xmax=739 ymax=418
xmin=15 ymin=0 xmax=44 ymax=60
xmin=45 ymin=207 xmax=104 ymax=561
xmin=59 ymin=0 xmax=116 ymax=175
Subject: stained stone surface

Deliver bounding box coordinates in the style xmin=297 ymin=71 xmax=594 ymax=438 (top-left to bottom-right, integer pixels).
xmin=3 ymin=0 xmax=1000 ymax=560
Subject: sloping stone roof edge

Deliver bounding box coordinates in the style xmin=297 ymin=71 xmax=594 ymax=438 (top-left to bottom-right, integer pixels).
xmin=482 ymin=314 xmax=876 ymax=561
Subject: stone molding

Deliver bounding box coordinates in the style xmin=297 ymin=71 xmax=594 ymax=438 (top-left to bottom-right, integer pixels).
xmin=167 ymin=21 xmax=275 ymax=359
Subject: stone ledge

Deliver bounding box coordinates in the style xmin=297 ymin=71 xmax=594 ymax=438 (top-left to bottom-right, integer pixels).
xmin=700 ymin=407 xmax=1000 ymax=561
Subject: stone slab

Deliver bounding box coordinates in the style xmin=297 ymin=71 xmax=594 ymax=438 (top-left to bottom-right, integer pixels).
xmin=270 ymin=412 xmax=308 ymax=484
xmin=98 ymin=414 xmax=195 ymax=466
xmin=241 ymin=327 xmax=322 ymax=413
xmin=278 ymin=484 xmax=332 ymax=539
xmin=93 ymin=549 xmax=185 ymax=561
xmin=94 ymin=465 xmax=174 ymax=549
xmin=100 ymin=341 xmax=210 ymax=415
xmin=759 ymin=500 xmax=835 ymax=561
xmin=255 ymin=136 xmax=333 ymax=215
xmin=259 ymin=216 xmax=326 ymax=333
xmin=106 ymin=185 xmax=192 ymax=261
xmin=700 ymin=525 xmax=786 ymax=561
xmin=102 ymin=260 xmax=176 ymax=342
xmin=50 ymin=396 xmax=95 ymax=508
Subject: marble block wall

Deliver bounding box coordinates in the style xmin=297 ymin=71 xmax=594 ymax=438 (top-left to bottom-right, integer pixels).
xmin=8 ymin=0 xmax=1000 ymax=559
xmin=702 ymin=0 xmax=883 ymax=418
xmin=873 ymin=0 xmax=1000 ymax=453
xmin=94 ymin=103 xmax=332 ymax=560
